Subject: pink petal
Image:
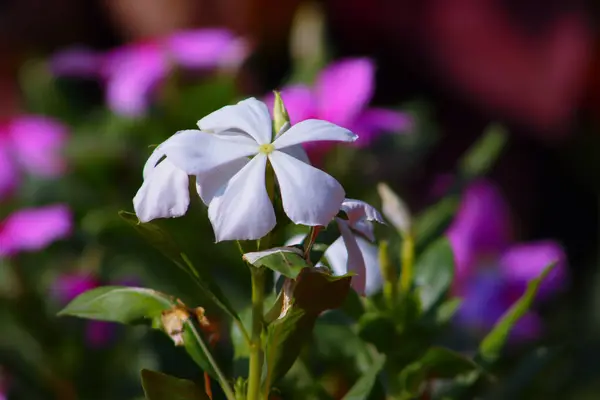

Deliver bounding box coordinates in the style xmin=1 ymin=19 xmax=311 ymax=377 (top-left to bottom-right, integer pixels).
xmin=350 ymin=107 xmax=412 ymax=146
xmin=49 ymin=47 xmax=103 ymax=78
xmin=8 ymin=116 xmax=68 ymax=177
xmin=0 ymin=205 xmax=72 ymax=257
xmin=500 ymin=241 xmax=567 ymax=301
xmin=166 ymin=29 xmax=248 ymax=69
xmin=315 ymin=58 xmax=375 ymax=125
xmin=104 ymin=45 xmax=168 ymax=117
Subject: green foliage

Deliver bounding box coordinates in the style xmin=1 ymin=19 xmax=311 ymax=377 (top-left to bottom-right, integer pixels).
xmin=140 ymin=369 xmax=209 ymax=400
xmin=243 ymin=247 xmax=309 ymax=279
xmin=414 ymin=238 xmax=455 ymax=312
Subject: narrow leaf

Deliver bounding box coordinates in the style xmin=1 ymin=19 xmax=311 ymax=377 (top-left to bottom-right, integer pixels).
xmin=459 ymin=123 xmax=508 ymax=180
xmin=377 ymin=183 xmax=411 ymax=236
xmin=243 ymin=247 xmax=309 ymax=279
xmin=479 ymin=263 xmax=556 ymax=363
xmin=119 ymin=211 xmax=240 ymax=322
xmin=342 ymin=352 xmax=386 ymax=400
xmin=141 ymin=369 xmax=209 ymax=400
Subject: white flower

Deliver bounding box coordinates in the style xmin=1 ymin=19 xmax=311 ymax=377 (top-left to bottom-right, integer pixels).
xmin=326 ymin=199 xmax=385 ymax=295
xmin=134 ymin=97 xmax=357 ymax=241
xmin=286 ymin=199 xmax=385 ymax=295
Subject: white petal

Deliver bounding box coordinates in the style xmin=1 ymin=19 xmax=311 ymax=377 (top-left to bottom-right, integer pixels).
xmin=272 ymin=119 xmax=357 ymax=150
xmin=197 ymin=98 xmax=272 ymax=145
xmin=279 ymin=144 xmax=310 ymax=165
xmin=341 ymin=199 xmax=385 ymax=226
xmin=133 ymin=159 xmax=190 ymax=222
xmin=327 ymin=219 xmax=366 ymax=295
xmin=284 ymin=233 xmax=307 ymax=246
xmin=356 ymin=236 xmax=383 ymax=295
xmin=142 ymin=144 xmax=167 ymax=180
xmin=162 ymin=129 xmax=258 ymax=175
xmin=269 ymin=150 xmax=344 ymax=226
xmin=196 ymin=158 xmax=249 ymax=205
xmin=352 ymin=220 xmax=376 ymax=242
xmin=208 ymin=153 xmax=276 ymax=241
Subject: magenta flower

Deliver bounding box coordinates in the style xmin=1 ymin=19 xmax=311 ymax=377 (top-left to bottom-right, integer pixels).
xmin=50 ymin=29 xmax=248 ymax=117
xmin=0 ymin=116 xmax=68 ymax=200
xmin=446 ymin=179 xmax=567 ymax=340
xmin=53 ymin=273 xmax=138 ymax=347
xmin=0 ymin=205 xmax=72 ymax=257
xmin=0 ymin=367 xmax=8 ymax=400
xmin=266 ymin=58 xmax=412 ymax=159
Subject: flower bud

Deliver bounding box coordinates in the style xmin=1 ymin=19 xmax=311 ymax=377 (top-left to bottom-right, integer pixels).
xmin=272 ymin=91 xmax=291 ymax=136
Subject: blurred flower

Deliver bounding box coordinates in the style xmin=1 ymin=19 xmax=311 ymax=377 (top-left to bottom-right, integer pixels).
xmin=0 ymin=116 xmax=68 ymax=200
xmin=0 ymin=366 xmax=7 ymax=400
xmin=446 ymin=179 xmax=567 ymax=340
xmin=135 ymin=98 xmax=356 ymax=242
xmin=50 ymin=28 xmax=248 ymax=117
xmin=267 ymin=58 xmax=412 ymax=160
xmin=0 ymin=205 xmax=72 ymax=257
xmin=326 ymin=199 xmax=385 ymax=295
xmin=52 ymin=272 xmax=119 ymax=348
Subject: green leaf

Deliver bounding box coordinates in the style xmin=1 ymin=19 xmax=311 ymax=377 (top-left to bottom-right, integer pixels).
xmin=243 ymin=247 xmax=309 ymax=279
xmin=414 ymin=238 xmax=455 ymax=311
xmin=181 ymin=320 xmax=217 ymax=378
xmin=119 ymin=211 xmax=240 ymax=322
xmin=479 ymin=263 xmax=556 ymax=363
xmin=265 ymin=268 xmax=352 ymax=383
xmin=58 ymin=286 xmax=175 ymax=324
xmin=434 ymin=298 xmax=462 ymax=325
xmin=342 ymin=352 xmax=386 ymax=400
xmin=458 ymin=123 xmax=508 ymax=180
xmin=377 ymin=183 xmax=412 ymax=236
xmin=399 ymin=347 xmax=480 ymax=396
xmin=141 ymin=369 xmax=209 ymax=400
xmin=414 ymin=197 xmax=459 ymax=249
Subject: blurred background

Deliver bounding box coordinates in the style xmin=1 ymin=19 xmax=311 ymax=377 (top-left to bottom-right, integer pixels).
xmin=1 ymin=0 xmax=600 ymax=399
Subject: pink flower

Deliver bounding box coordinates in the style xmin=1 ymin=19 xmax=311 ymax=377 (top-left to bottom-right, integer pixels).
xmin=0 ymin=116 xmax=68 ymax=200
xmin=50 ymin=29 xmax=248 ymax=118
xmin=0 ymin=205 xmax=72 ymax=257
xmin=446 ymin=179 xmax=567 ymax=340
xmin=266 ymin=58 xmax=412 ymax=160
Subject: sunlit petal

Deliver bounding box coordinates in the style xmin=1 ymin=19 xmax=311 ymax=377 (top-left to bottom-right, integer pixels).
xmin=208 ymin=154 xmax=275 ymax=241
xmin=133 ymin=159 xmax=190 ymax=222
xmin=196 ymin=158 xmax=249 ymax=205
xmin=269 ymin=150 xmax=344 ymax=226
xmin=197 ymin=98 xmax=272 ymax=145
xmin=272 ymin=119 xmax=357 ymax=149
xmin=162 ymin=129 xmax=258 ymax=175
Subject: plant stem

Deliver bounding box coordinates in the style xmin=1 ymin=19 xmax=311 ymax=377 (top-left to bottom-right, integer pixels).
xmin=247 ymin=267 xmax=265 ymax=400
xmin=186 ymin=320 xmax=236 ymax=400
xmin=400 ymin=233 xmax=415 ymax=293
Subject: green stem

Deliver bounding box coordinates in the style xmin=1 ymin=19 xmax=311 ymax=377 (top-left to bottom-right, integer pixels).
xmin=247 ymin=268 xmax=265 ymax=400
xmin=186 ymin=320 xmax=236 ymax=400
xmin=399 ymin=233 xmax=415 ymax=293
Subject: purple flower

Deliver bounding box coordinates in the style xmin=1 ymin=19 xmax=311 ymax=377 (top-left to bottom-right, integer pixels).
xmin=0 ymin=116 xmax=68 ymax=200
xmin=50 ymin=29 xmax=248 ymax=118
xmin=0 ymin=367 xmax=8 ymax=400
xmin=266 ymin=58 xmax=412 ymax=159
xmin=0 ymin=204 xmax=72 ymax=257
xmin=446 ymin=179 xmax=567 ymax=340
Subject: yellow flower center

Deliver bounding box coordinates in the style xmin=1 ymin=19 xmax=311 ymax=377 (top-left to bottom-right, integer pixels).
xmin=258 ymin=143 xmax=275 ymax=154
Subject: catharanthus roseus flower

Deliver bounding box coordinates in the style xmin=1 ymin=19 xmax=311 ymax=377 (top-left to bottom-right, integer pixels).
xmin=446 ymin=179 xmax=567 ymax=340
xmin=287 ymin=199 xmax=385 ymax=295
xmin=0 ymin=205 xmax=72 ymax=257
xmin=0 ymin=116 xmax=68 ymax=200
xmin=134 ymin=97 xmax=357 ymax=242
xmin=50 ymin=29 xmax=248 ymax=117
xmin=267 ymin=58 xmax=412 ymax=159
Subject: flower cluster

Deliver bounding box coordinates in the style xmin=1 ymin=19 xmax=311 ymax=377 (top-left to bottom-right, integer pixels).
xmin=133 ymin=96 xmax=386 ymax=289
xmin=51 ymin=29 xmax=247 ymax=117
